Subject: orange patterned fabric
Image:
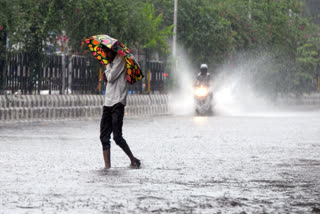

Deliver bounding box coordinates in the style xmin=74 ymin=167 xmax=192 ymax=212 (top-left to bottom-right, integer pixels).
xmin=85 ymin=35 xmax=143 ymax=85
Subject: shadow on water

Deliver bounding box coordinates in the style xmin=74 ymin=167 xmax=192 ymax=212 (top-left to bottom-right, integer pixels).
xmin=95 ymin=167 xmax=131 ymax=177
xmin=93 ymin=166 xmax=143 ymax=178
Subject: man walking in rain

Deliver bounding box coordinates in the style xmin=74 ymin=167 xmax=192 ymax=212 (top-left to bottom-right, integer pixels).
xmin=100 ymin=46 xmax=141 ymax=169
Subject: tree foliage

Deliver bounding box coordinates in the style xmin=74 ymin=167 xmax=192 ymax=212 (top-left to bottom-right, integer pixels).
xmin=1 ymin=0 xmax=173 ymax=92
xmin=156 ymin=0 xmax=320 ymax=94
xmin=62 ymin=0 xmax=172 ymax=56
xmin=2 ymin=0 xmax=173 ymax=56
xmin=1 ymin=0 xmax=66 ymax=92
xmin=1 ymin=0 xmax=320 ymax=94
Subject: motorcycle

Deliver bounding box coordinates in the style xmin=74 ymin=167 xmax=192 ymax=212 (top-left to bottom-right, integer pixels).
xmin=193 ymin=85 xmax=214 ymax=116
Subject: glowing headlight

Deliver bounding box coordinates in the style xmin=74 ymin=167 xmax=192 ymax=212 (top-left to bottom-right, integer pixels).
xmin=194 ymin=86 xmax=209 ymax=97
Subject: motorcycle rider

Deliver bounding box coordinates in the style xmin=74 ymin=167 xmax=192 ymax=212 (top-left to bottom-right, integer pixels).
xmin=193 ymin=64 xmax=213 ymax=115
xmin=194 ymin=64 xmax=211 ymax=87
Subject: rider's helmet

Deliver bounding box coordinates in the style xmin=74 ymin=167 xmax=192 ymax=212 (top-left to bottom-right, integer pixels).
xmin=200 ymin=64 xmax=208 ymax=75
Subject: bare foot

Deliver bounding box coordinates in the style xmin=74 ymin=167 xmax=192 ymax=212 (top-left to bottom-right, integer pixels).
xmin=130 ymin=158 xmax=141 ymax=169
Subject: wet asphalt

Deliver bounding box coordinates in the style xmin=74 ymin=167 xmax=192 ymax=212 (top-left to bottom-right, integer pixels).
xmin=0 ymin=110 xmax=320 ymax=213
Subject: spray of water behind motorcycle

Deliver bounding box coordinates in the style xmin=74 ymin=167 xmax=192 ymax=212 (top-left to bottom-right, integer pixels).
xmin=213 ymin=53 xmax=279 ymax=116
xmin=168 ymin=45 xmax=196 ymax=116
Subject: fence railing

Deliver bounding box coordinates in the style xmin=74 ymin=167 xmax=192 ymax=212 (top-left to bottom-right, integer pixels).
xmin=1 ymin=52 xmax=167 ymax=95
xmin=147 ymin=61 xmax=167 ymax=93
xmin=70 ymin=55 xmax=99 ymax=94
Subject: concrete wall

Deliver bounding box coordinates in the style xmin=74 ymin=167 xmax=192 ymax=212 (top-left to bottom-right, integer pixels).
xmin=0 ymin=94 xmax=169 ymax=121
xmin=1 ymin=93 xmax=319 ymax=121
xmin=277 ymin=93 xmax=320 ymax=106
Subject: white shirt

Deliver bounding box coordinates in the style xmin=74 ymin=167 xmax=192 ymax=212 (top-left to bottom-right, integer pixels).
xmin=103 ymin=54 xmax=128 ymax=107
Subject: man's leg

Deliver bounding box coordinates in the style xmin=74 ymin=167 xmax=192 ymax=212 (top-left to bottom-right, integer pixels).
xmin=111 ymin=103 xmax=140 ymax=168
xmin=100 ymin=106 xmax=112 ymax=168
xmin=103 ymin=149 xmax=111 ymax=169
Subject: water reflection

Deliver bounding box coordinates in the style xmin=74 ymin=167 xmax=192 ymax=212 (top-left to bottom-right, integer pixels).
xmin=192 ymin=116 xmax=208 ymax=125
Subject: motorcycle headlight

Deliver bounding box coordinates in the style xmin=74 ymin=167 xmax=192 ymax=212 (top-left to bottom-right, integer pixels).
xmin=194 ymin=86 xmax=209 ymax=97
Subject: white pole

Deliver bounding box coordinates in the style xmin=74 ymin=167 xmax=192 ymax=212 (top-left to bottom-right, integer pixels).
xmin=173 ymin=0 xmax=178 ymax=73
xmin=248 ymin=0 xmax=252 ymax=20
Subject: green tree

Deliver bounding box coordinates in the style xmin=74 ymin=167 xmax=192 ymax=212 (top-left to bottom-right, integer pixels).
xmin=176 ymin=0 xmax=232 ymax=66
xmin=162 ymin=0 xmax=320 ymax=94
xmin=3 ymin=0 xmax=319 ymax=95
xmin=64 ymin=0 xmax=173 ymax=56
xmin=2 ymin=0 xmax=174 ymax=93
xmin=2 ymin=0 xmax=65 ymax=93
xmin=0 ymin=0 xmax=15 ymax=93
xmin=133 ymin=1 xmax=173 ymax=55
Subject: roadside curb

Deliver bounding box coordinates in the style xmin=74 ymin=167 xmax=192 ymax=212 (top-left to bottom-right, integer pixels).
xmin=0 ymin=94 xmax=169 ymax=121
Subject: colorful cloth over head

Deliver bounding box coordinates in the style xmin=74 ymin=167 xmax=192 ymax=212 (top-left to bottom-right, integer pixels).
xmin=85 ymin=35 xmax=144 ymax=85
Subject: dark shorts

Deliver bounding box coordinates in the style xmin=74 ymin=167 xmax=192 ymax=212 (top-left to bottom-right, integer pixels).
xmin=100 ymin=103 xmax=127 ymax=150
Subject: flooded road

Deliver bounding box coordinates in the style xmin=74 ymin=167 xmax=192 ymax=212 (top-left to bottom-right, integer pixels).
xmin=1 ymin=110 xmax=320 ymax=213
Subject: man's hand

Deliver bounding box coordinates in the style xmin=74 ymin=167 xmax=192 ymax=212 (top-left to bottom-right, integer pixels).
xmin=100 ymin=73 xmax=107 ymax=83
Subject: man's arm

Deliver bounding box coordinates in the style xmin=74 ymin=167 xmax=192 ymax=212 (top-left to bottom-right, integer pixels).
xmin=106 ymin=55 xmax=126 ymax=83
xmin=193 ymin=74 xmax=201 ymax=87
xmin=101 ymin=65 xmax=110 ymax=86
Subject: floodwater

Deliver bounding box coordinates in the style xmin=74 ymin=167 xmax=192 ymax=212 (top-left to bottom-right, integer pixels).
xmin=0 ymin=109 xmax=320 ymax=213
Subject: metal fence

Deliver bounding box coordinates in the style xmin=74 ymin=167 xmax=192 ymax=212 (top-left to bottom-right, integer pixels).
xmin=70 ymin=55 xmax=100 ymax=94
xmin=1 ymin=52 xmax=167 ymax=95
xmin=2 ymin=52 xmax=71 ymax=95
xmin=148 ymin=61 xmax=167 ymax=93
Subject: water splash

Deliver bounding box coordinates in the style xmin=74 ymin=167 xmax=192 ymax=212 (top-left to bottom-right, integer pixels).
xmin=169 ymin=44 xmax=197 ymax=116
xmin=213 ymin=53 xmax=277 ymax=116
xmin=167 ymin=49 xmax=314 ymax=117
